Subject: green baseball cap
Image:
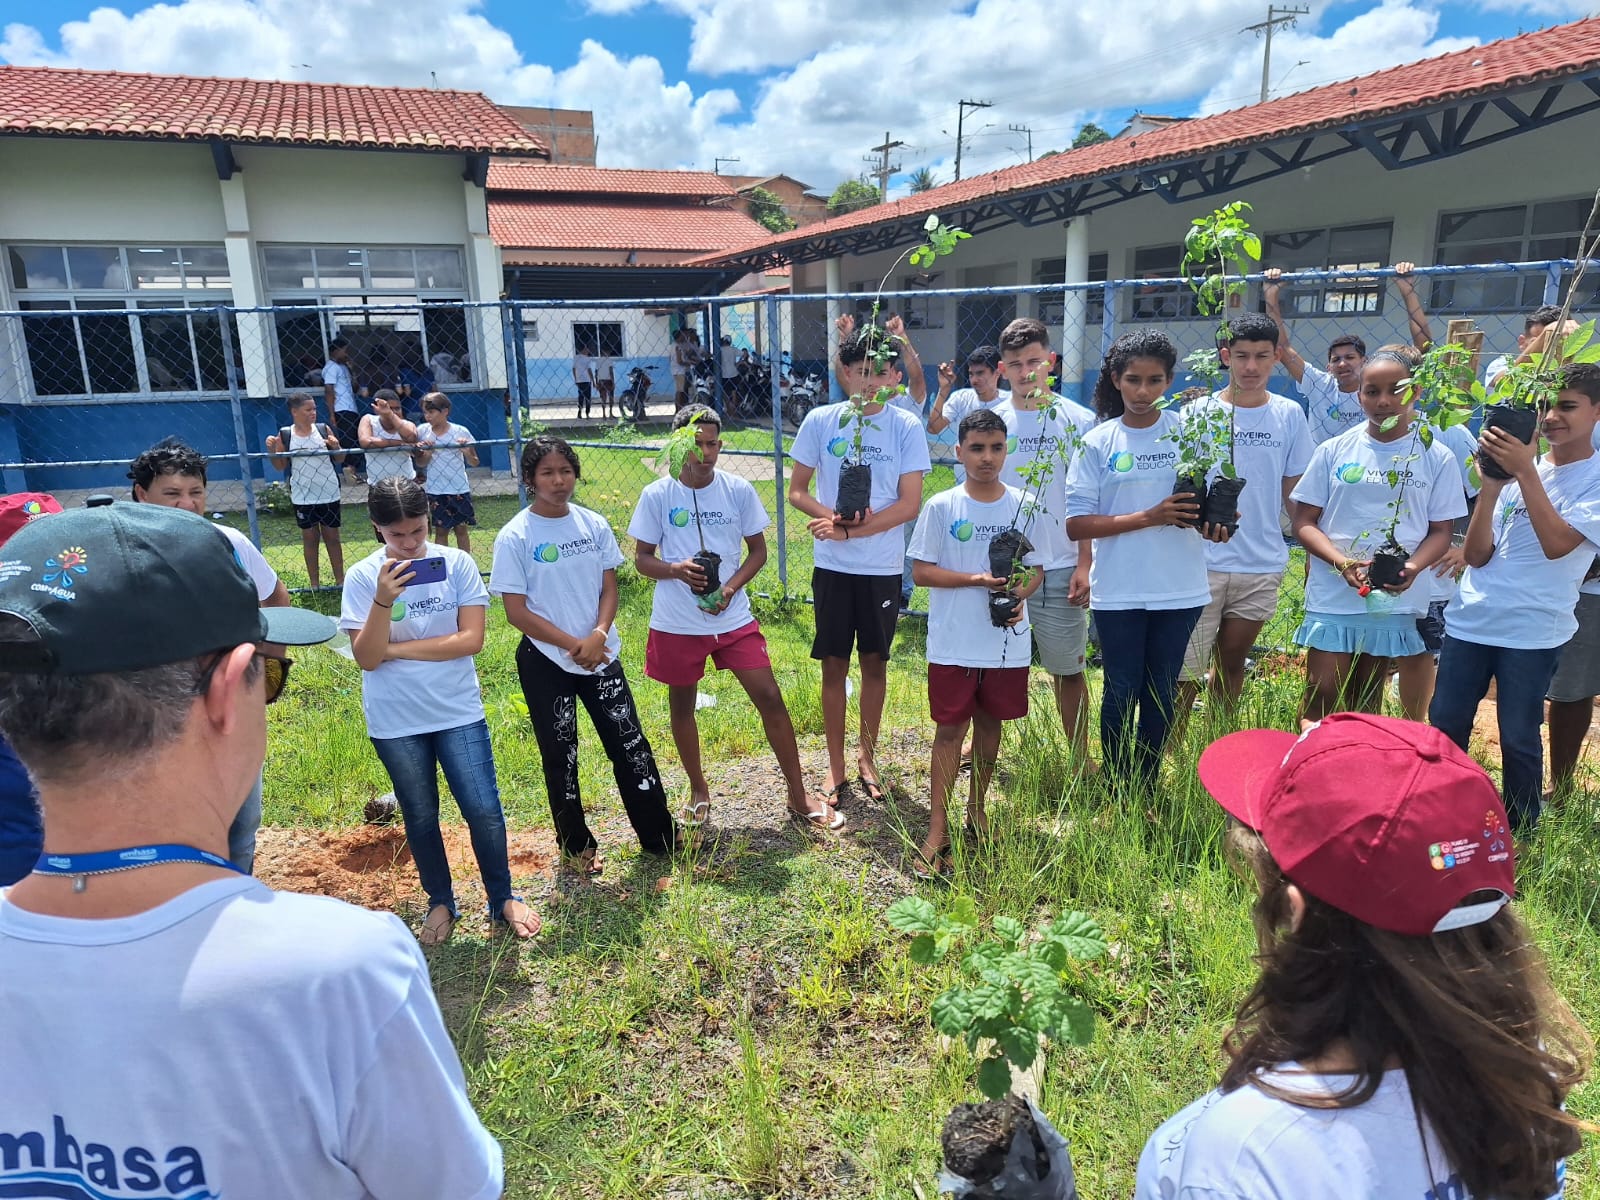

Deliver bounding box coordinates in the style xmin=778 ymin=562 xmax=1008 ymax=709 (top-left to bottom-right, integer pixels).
xmin=0 ymin=503 xmax=335 ymax=674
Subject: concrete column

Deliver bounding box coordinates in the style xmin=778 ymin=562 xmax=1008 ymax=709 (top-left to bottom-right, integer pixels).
xmin=1016 ymin=255 xmax=1033 ymax=319
xmin=218 ymin=175 xmax=274 ymax=399
xmin=825 ymin=256 xmax=844 ymax=401
xmin=1060 ymin=215 xmax=1090 ymax=400
xmin=463 ymin=181 xmax=507 ymax=390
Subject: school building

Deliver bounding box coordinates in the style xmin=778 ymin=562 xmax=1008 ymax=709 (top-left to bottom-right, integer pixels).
xmin=0 ymin=66 xmax=548 ymax=488
xmin=695 ymin=16 xmax=1600 ymax=403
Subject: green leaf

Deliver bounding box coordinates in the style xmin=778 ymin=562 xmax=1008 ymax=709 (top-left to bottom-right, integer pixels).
xmin=1378 ymin=415 xmax=1400 ymax=433
xmin=1047 ymin=911 xmax=1108 ymax=959
xmin=931 ymin=988 xmax=978 ymax=1037
xmin=976 ymin=1054 xmax=1013 ymax=1100
xmin=908 ymin=934 xmax=939 ymax=965
xmin=992 ymin=915 xmax=1026 ymax=946
xmin=1057 ymin=997 xmax=1097 ymax=1045
xmin=947 ymin=893 xmax=979 ymax=931
xmin=1219 ymin=462 xmax=1237 ymax=480
xmin=1418 ymin=424 xmax=1434 ymax=449
xmin=1575 ymin=344 xmax=1600 ymax=365
xmin=998 ymin=1028 xmax=1038 ymax=1070
xmin=1243 ymin=234 xmax=1262 ymax=261
xmin=886 ymin=895 xmax=938 ymax=934
xmin=1563 ymin=320 xmax=1595 ymax=359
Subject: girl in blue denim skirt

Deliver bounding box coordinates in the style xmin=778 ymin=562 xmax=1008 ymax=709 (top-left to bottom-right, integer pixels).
xmin=341 ymin=478 xmax=537 ymax=946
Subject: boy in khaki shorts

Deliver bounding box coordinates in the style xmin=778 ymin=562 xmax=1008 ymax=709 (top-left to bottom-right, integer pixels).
xmin=1177 ymin=313 xmax=1314 ymax=720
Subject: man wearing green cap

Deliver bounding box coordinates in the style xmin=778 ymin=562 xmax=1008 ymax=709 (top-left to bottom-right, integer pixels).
xmin=0 ymin=503 xmax=503 ymax=1199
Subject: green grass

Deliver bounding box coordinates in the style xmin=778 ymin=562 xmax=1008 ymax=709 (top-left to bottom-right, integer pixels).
xmin=260 ymin=483 xmax=1600 ymax=1199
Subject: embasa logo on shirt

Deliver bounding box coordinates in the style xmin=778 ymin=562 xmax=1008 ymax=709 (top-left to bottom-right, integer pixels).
xmin=1108 ymin=449 xmax=1175 ymax=473
xmin=0 ymin=1115 xmax=209 ymax=1198
xmin=531 ymin=536 xmax=602 ymax=564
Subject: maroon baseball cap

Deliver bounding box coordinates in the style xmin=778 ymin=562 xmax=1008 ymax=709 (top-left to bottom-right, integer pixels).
xmin=1198 ymin=713 xmax=1515 ymax=937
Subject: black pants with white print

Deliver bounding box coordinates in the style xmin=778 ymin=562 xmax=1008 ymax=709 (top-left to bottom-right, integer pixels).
xmin=515 ymin=640 xmax=676 ymax=858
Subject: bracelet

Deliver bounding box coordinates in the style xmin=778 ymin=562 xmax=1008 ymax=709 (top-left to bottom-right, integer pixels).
xmin=592 ymin=627 xmax=608 ymax=638
xmin=842 ymin=527 xmax=850 ymax=539
xmin=374 ymin=599 xmax=392 ymax=608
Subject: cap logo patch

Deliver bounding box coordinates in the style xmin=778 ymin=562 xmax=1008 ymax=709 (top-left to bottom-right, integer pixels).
xmin=34 ymin=546 xmax=88 ymax=601
xmin=1429 ymin=838 xmax=1479 ymax=871
xmin=1483 ymin=809 xmax=1509 ymax=862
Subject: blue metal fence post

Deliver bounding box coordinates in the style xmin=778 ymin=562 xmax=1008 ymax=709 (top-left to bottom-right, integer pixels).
xmin=766 ymin=296 xmax=788 ymax=595
xmin=1545 ymin=263 xmax=1563 ymax=306
xmin=1099 ymin=280 xmax=1120 ymax=364
xmin=503 ymin=300 xmax=529 ymax=508
xmin=708 ymin=300 xmax=725 ymax=415
xmin=218 ymin=305 xmax=262 ymax=549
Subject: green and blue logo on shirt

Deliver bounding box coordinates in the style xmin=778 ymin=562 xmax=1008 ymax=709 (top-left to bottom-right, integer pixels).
xmin=827 ymin=437 xmax=850 ymax=457
xmin=1337 ymin=462 xmax=1367 ymax=484
xmin=1108 ymin=450 xmax=1134 ymax=473
xmin=532 ymin=542 xmax=562 ymax=563
xmin=669 ymin=507 xmax=692 ymax=528
xmin=1006 ymin=435 xmax=1018 ymax=454
xmin=950 ymin=518 xmax=976 ymax=542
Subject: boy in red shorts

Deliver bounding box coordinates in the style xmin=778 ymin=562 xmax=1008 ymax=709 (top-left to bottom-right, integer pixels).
xmin=908 ymin=408 xmax=1042 ymax=876
xmin=629 ymin=405 xmax=842 ymax=831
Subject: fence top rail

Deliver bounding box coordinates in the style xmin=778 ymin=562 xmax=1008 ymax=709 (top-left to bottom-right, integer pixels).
xmin=0 ymin=259 xmax=1588 ymax=321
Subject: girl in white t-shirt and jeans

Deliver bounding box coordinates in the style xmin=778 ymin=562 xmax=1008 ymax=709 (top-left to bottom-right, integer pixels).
xmin=1066 ymin=331 xmax=1224 ymax=786
xmin=341 ymin=479 xmax=536 ymax=946
xmin=1139 ymin=713 xmax=1585 ymax=1200
xmin=490 ymin=437 xmax=675 ymax=875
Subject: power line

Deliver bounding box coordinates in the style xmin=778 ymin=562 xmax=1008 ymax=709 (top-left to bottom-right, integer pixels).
xmin=864 ymin=131 xmax=905 ymax=199
xmin=1243 ymin=5 xmax=1310 ymax=103
xmin=1008 ymin=123 xmax=1033 ymax=162
xmin=953 ymin=99 xmax=992 ymax=181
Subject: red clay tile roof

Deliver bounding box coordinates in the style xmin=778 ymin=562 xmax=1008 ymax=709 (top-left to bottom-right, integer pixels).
xmin=488 ymin=161 xmax=735 ymax=196
xmin=690 ymin=15 xmax=1600 ymax=265
xmin=491 ymin=197 xmax=769 ymax=253
xmin=0 ymin=65 xmax=547 ymax=155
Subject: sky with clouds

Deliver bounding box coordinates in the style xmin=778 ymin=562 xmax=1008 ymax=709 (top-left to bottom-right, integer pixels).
xmin=3 ymin=0 xmax=1593 ymax=196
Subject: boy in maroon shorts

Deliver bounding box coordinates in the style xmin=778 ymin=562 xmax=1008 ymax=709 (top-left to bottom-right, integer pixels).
xmin=628 ymin=406 xmax=842 ymax=831
xmin=908 ymin=409 xmax=1042 ymax=876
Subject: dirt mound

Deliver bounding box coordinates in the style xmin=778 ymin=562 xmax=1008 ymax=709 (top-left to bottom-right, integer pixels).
xmin=255 ymin=824 xmax=555 ymax=913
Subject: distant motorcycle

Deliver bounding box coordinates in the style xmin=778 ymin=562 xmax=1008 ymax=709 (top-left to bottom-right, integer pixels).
xmin=740 ymin=355 xmax=816 ymax=432
xmin=621 ymin=365 xmax=652 ymax=422
xmin=689 ymin=359 xmax=716 ymax=411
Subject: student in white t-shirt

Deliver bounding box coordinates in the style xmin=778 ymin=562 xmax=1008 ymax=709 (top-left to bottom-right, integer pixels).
xmin=129 ymin=437 xmax=290 ymax=876
xmin=1264 ymin=262 xmax=1432 ymax=444
xmin=341 ymin=479 xmax=536 ymax=946
xmin=1431 ymin=364 xmax=1600 ymax=831
xmin=1177 ymin=313 xmax=1314 ymax=722
xmin=594 ymin=352 xmax=616 ymax=420
xmin=992 ymin=319 xmax=1096 ymax=766
xmin=833 ymin=311 xmax=929 ymax=419
xmin=1066 ymin=331 xmax=1226 ymax=787
xmin=629 ymin=406 xmax=841 ymax=832
xmin=927 ymin=344 xmax=1005 ymax=442
xmin=789 ymin=326 xmax=931 ymax=807
xmin=572 ymin=343 xmax=595 ymax=420
xmin=323 ymin=335 xmax=366 ymax=482
xmin=909 ymin=409 xmax=1042 ymax=877
xmin=358 ymin=389 xmax=419 ymax=484
xmin=1289 ymin=345 xmax=1465 ymax=724
xmin=0 ymin=502 xmax=506 ymax=1200
xmin=266 ymin=391 xmax=346 ymax=589
xmin=490 ymin=437 xmax=676 ymax=874
xmin=416 ymin=392 xmax=479 ymax=554
xmin=1139 ymin=713 xmax=1583 ymax=1200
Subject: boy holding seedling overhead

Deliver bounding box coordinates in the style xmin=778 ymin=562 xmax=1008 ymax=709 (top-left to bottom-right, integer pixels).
xmin=1177 ymin=312 xmax=1314 ymax=721
xmin=629 ymin=406 xmax=842 ymax=833
xmin=1430 ymin=363 xmax=1600 ymax=831
xmin=908 ymin=408 xmax=1042 ymax=878
xmin=790 ymin=326 xmax=931 ymax=808
xmin=990 ymin=318 xmax=1097 ymax=764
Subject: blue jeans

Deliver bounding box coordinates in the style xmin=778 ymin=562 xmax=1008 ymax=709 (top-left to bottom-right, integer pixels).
xmin=226 ymin=771 xmax=263 ymax=875
xmin=1095 ymin=606 xmax=1203 ymax=786
xmin=1430 ymin=636 xmax=1561 ymax=831
xmin=370 ymin=719 xmax=515 ymax=917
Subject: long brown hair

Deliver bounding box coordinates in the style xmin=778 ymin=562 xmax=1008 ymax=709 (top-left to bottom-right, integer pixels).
xmin=1221 ymin=826 xmax=1589 ymax=1200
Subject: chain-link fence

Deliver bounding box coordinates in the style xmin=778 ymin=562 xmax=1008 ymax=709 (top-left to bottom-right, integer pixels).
xmin=0 ymin=261 xmax=1581 ymax=643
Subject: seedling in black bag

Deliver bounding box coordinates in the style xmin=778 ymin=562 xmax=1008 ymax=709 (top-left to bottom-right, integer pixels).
xmin=661 ymin=411 xmax=724 ymax=609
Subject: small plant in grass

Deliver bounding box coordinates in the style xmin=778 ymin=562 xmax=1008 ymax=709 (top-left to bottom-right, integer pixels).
xmin=1163 ymin=201 xmax=1260 ymax=531
xmin=885 ymin=894 xmax=1106 ymax=1100
xmin=661 ymin=411 xmax=723 ymax=608
xmin=256 ymin=480 xmax=293 ymax=516
xmin=1475 ymin=188 xmax=1600 ymax=478
xmin=836 ymin=216 xmax=970 ymax=520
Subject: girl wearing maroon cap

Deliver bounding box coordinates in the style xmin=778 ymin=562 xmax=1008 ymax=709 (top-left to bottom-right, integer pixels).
xmin=1137 ymin=714 xmax=1588 ymax=1200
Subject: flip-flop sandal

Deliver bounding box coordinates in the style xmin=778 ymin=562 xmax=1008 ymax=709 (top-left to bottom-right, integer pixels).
xmin=788 ymin=799 xmax=845 ymax=831
xmin=418 ymin=904 xmax=457 ymax=947
xmin=561 ymin=848 xmax=604 ymax=877
xmin=912 ymin=845 xmax=950 ymax=882
xmin=677 ymin=799 xmax=712 ymax=829
xmin=857 ymin=775 xmax=887 ymax=804
xmin=496 ymin=898 xmax=541 ymax=939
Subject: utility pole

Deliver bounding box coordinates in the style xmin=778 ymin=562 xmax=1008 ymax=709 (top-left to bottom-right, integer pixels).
xmin=865 ymin=131 xmax=905 ymax=199
xmin=1243 ymin=5 xmax=1309 ymax=103
xmin=713 ymin=156 xmax=741 ymax=175
xmin=1009 ymin=122 xmax=1034 ymax=162
xmin=953 ymin=98 xmax=992 ymax=182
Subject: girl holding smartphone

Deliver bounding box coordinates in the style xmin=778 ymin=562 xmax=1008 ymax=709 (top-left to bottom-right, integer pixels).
xmin=342 ymin=478 xmax=536 ymax=946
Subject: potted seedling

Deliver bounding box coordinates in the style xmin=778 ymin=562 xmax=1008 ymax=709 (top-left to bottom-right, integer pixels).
xmin=1173 ymin=201 xmax=1261 ymax=531
xmin=1477 ymin=191 xmax=1600 ymax=478
xmin=886 ymin=895 xmax=1106 ymax=1198
xmin=662 ymin=413 xmax=723 ymax=610
xmin=835 ymin=216 xmax=972 ymax=521
xmin=1160 ymin=400 xmax=1233 ymax=530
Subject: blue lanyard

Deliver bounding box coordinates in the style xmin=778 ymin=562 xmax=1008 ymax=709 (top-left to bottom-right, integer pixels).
xmin=33 ymin=844 xmax=245 ymax=893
